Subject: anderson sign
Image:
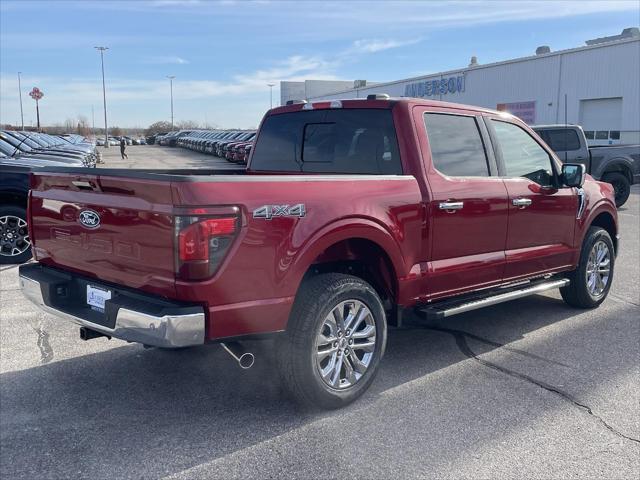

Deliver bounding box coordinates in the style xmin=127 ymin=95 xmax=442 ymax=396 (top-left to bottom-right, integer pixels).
xmin=404 ymin=75 xmax=465 ymax=98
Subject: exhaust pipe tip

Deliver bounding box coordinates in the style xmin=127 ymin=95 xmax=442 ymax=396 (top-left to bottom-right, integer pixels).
xmin=238 ymin=352 xmax=255 ymax=369
xmin=221 ymin=342 xmax=255 ymax=369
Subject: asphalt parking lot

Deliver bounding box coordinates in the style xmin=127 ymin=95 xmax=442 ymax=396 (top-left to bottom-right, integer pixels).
xmin=1 ymin=147 xmax=638 ymax=479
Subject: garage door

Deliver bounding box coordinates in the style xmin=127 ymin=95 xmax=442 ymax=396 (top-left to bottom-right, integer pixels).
xmin=579 ymin=97 xmax=622 ymax=145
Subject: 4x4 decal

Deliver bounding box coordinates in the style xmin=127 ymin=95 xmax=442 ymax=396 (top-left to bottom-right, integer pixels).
xmin=253 ymin=204 xmax=306 ymax=220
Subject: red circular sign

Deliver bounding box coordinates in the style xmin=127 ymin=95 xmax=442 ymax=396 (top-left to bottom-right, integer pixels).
xmin=29 ymin=87 xmax=44 ymax=101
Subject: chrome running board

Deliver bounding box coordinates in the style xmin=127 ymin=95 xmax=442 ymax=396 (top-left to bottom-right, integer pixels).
xmin=417 ymin=278 xmax=570 ymax=320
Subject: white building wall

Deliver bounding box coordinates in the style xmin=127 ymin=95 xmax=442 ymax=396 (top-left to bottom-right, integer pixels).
xmin=307 ymin=38 xmax=640 ymax=144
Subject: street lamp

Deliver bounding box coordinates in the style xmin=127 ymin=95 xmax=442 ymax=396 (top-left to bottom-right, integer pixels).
xmin=167 ymin=75 xmax=175 ymax=130
xmin=95 ymin=46 xmax=109 ymax=148
xmin=17 ymin=72 xmax=24 ymax=130
xmin=267 ymin=83 xmax=275 ymax=109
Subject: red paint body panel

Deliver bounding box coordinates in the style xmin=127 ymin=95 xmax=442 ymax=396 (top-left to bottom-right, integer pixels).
xmin=27 ymin=98 xmax=618 ymax=341
xmin=30 ymin=173 xmax=177 ymax=297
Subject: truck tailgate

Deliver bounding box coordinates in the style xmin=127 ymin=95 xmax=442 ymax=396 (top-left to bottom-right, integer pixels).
xmin=29 ymin=171 xmax=176 ymax=297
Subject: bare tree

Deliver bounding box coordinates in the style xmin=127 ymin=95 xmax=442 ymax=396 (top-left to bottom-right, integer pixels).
xmin=110 ymin=126 xmax=122 ymax=136
xmin=76 ymin=116 xmax=91 ymax=137
xmin=145 ymin=121 xmax=173 ymax=136
xmin=64 ymin=118 xmax=75 ymax=133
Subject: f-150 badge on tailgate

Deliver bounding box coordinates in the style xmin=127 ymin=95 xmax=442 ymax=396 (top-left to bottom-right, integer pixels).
xmin=253 ymin=204 xmax=306 ymax=220
xmin=78 ymin=210 xmax=101 ymax=229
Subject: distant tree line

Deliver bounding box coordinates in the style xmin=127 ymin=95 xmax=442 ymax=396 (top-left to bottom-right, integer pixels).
xmin=3 ymin=117 xmax=223 ymax=138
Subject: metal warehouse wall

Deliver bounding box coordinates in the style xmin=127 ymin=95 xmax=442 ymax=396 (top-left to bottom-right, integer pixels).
xmin=308 ymin=38 xmax=640 ymax=143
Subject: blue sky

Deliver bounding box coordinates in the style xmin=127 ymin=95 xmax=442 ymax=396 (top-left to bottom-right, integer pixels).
xmin=1 ymin=0 xmax=638 ymax=129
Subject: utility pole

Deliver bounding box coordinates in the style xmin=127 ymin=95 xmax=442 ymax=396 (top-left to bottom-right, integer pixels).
xmin=17 ymin=72 xmax=24 ymax=130
xmin=95 ymin=46 xmax=109 ymax=148
xmin=167 ymin=75 xmax=175 ymax=130
xmin=92 ymin=105 xmax=95 ymax=138
xmin=267 ymin=83 xmax=275 ymax=109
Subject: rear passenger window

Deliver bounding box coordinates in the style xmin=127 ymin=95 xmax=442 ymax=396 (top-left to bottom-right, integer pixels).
xmin=491 ymin=120 xmax=554 ymax=186
xmin=423 ymin=113 xmax=489 ymax=177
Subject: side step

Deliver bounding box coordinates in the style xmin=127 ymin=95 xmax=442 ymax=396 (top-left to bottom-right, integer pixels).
xmin=416 ymin=278 xmax=570 ymax=320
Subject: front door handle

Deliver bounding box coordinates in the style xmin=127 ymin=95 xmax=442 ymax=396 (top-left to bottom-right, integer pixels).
xmin=439 ymin=201 xmax=464 ymax=212
xmin=512 ymin=198 xmax=532 ymax=208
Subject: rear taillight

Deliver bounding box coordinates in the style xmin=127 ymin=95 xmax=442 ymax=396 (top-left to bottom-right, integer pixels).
xmin=174 ymin=216 xmax=237 ymax=280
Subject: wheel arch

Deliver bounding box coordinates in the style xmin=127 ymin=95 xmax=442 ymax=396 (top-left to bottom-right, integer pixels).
xmin=601 ymin=159 xmax=633 ymax=183
xmin=588 ymin=210 xmax=618 ymax=254
xmin=287 ymin=219 xmax=407 ymax=322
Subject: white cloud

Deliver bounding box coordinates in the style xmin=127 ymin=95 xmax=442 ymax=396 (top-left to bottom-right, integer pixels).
xmin=145 ymin=56 xmax=190 ymax=65
xmin=348 ymin=38 xmax=421 ymax=54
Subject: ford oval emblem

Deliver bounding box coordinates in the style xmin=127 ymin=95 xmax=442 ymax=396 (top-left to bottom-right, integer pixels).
xmin=78 ymin=210 xmax=101 ymax=229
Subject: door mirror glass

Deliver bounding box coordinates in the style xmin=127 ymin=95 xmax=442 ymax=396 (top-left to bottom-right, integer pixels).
xmin=561 ymin=163 xmax=585 ymax=188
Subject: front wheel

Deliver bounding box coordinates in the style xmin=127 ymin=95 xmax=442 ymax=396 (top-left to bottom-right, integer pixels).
xmin=277 ymin=273 xmax=387 ymax=409
xmin=561 ymin=227 xmax=614 ymax=308
xmin=0 ymin=205 xmax=32 ymax=265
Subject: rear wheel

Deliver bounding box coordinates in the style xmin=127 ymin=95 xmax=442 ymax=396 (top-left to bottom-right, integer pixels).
xmin=602 ymin=172 xmax=630 ymax=207
xmin=0 ymin=205 xmax=32 ymax=265
xmin=277 ymin=273 xmax=387 ymax=409
xmin=561 ymin=227 xmax=614 ymax=308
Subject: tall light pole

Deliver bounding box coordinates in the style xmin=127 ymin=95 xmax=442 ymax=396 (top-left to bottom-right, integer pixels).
xmin=17 ymin=72 xmax=24 ymax=130
xmin=267 ymin=83 xmax=275 ymax=109
xmin=167 ymin=75 xmax=175 ymax=130
xmin=95 ymin=46 xmax=109 ymax=148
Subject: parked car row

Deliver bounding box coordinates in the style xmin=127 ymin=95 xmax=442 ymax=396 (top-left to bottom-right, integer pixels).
xmin=0 ymin=131 xmax=98 ymax=264
xmin=0 ymin=130 xmax=97 ymax=167
xmin=96 ymin=135 xmax=146 ymax=147
xmin=160 ymin=129 xmax=257 ymax=164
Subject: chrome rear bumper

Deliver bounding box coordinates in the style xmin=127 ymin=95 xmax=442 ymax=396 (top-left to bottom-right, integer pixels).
xmin=19 ymin=264 xmax=205 ymax=348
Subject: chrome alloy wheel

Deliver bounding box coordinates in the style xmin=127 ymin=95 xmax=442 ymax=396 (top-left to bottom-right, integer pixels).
xmin=0 ymin=215 xmax=30 ymax=257
xmin=586 ymin=240 xmax=611 ymax=298
xmin=316 ymin=300 xmax=377 ymax=389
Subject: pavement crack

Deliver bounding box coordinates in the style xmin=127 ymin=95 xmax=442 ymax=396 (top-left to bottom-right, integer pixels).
xmin=608 ymin=294 xmax=640 ymax=307
xmin=426 ymin=325 xmax=640 ymax=445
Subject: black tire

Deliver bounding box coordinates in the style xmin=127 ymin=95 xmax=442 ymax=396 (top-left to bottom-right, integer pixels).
xmin=560 ymin=227 xmax=614 ymax=308
xmin=0 ymin=205 xmax=32 ymax=265
xmin=276 ymin=273 xmax=387 ymax=409
xmin=602 ymin=172 xmax=631 ymax=208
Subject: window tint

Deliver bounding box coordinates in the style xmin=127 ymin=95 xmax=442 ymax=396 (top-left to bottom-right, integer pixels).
xmin=542 ymin=129 xmax=581 ymax=151
xmin=596 ymin=131 xmax=608 ymax=140
xmin=584 ymin=131 xmax=595 ymax=140
xmin=491 ymin=120 xmax=554 ymax=186
xmin=423 ymin=113 xmax=488 ymax=177
xmin=251 ymin=109 xmax=401 ymax=174
xmin=609 ymin=130 xmax=620 ymax=140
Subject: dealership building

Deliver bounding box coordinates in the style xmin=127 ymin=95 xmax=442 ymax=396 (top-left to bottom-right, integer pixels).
xmin=280 ymin=28 xmax=640 ymax=145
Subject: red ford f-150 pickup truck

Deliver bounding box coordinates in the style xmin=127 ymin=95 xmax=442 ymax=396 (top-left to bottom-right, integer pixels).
xmin=19 ymin=96 xmax=618 ymax=408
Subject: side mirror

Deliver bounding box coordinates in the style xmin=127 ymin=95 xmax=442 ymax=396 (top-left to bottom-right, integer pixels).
xmin=561 ymin=163 xmax=586 ymax=188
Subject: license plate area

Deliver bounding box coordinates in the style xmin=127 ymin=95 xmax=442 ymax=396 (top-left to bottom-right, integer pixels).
xmin=87 ymin=285 xmax=112 ymax=312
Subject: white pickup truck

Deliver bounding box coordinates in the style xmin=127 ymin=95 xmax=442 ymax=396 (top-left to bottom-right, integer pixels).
xmin=533 ymin=124 xmax=639 ymax=207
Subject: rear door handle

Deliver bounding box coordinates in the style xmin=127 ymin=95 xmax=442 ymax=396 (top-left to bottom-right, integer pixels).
xmin=439 ymin=201 xmax=464 ymax=212
xmin=512 ymin=198 xmax=532 ymax=208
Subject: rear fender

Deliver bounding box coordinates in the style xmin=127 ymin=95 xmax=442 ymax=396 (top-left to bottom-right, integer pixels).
xmin=286 ymin=218 xmax=407 ymax=299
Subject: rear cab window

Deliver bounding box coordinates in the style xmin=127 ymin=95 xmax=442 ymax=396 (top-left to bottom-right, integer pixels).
xmin=250 ymin=109 xmax=402 ymax=174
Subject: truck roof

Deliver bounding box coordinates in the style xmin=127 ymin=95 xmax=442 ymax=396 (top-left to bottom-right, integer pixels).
xmin=532 ymin=124 xmax=581 ymax=129
xmin=269 ymin=96 xmax=511 ymax=118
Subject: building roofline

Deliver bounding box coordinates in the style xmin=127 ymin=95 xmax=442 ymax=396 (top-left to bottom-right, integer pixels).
xmin=306 ymin=36 xmax=640 ymax=100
